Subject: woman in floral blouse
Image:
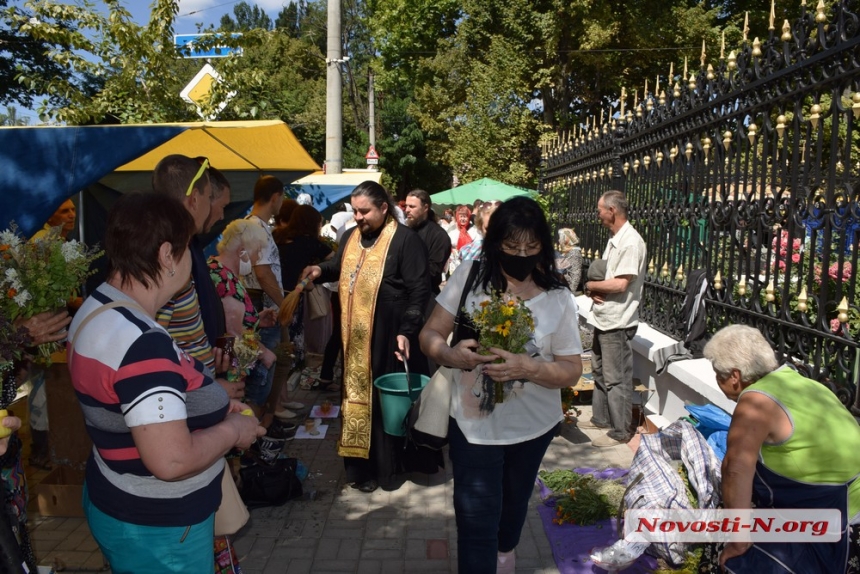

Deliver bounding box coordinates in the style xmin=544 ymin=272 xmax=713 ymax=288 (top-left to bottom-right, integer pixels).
xmin=208 ymin=220 xmax=277 ymax=398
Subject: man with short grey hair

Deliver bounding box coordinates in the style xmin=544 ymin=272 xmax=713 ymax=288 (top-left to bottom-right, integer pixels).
xmin=581 ymin=190 xmax=647 ymax=447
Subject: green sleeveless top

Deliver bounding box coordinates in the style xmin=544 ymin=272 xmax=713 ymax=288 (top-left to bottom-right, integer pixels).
xmin=741 ymin=367 xmax=860 ymax=518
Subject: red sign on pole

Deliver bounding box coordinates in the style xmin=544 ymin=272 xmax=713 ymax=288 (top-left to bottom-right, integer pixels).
xmin=365 ymin=145 xmax=379 ymax=164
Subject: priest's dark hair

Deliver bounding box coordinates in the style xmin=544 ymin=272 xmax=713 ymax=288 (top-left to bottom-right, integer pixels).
xmin=351 ymin=181 xmax=397 ymax=221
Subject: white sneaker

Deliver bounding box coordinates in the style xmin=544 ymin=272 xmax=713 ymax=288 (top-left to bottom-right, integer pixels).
xmin=497 ymin=549 xmax=515 ymax=574
xmin=274 ymin=408 xmax=298 ymax=420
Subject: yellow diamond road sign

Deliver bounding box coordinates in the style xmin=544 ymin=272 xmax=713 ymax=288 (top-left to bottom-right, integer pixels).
xmin=180 ymin=64 xmax=235 ymax=120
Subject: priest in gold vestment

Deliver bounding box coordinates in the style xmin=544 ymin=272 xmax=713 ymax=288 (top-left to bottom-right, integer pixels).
xmin=300 ymin=181 xmax=439 ymax=492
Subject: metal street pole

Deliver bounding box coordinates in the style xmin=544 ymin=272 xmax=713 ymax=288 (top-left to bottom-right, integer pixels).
xmin=368 ymin=71 xmax=376 ymax=148
xmin=326 ymin=0 xmax=342 ymax=175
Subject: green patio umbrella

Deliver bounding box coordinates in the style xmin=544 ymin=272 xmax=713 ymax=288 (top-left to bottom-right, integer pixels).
xmin=429 ymin=177 xmax=534 ymax=205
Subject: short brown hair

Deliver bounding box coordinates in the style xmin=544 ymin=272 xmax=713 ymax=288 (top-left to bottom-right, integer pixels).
xmin=106 ymin=191 xmax=195 ymax=289
xmin=152 ymin=154 xmax=210 ymax=201
xmin=254 ymin=175 xmax=284 ymax=204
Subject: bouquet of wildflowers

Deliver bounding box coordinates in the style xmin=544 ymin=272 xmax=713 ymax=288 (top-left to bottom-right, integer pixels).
xmin=0 ymin=223 xmax=101 ymax=363
xmin=469 ymin=292 xmax=535 ymax=404
xmin=226 ymin=329 xmax=263 ymax=382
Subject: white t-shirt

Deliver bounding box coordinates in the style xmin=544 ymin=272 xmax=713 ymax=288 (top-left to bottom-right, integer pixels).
xmin=436 ymin=260 xmax=583 ymax=445
xmin=242 ymin=214 xmax=282 ymax=307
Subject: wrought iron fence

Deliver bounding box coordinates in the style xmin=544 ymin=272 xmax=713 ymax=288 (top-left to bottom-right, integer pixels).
xmin=541 ymin=0 xmax=860 ymax=412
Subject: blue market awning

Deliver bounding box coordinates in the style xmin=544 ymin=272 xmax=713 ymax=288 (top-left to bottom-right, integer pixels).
xmin=287 ymin=170 xmax=383 ymax=216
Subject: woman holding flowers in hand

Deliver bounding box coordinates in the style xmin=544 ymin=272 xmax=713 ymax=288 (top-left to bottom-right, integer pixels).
xmin=68 ymin=192 xmax=265 ymax=573
xmin=420 ymin=196 xmax=583 ymax=574
xmin=208 ymin=219 xmax=278 ymax=407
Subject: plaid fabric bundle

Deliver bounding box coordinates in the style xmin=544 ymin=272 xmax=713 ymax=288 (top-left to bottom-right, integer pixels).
xmin=623 ymin=420 xmax=722 ymax=565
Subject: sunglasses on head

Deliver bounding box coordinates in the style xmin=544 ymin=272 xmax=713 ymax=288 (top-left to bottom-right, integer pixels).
xmin=186 ymin=157 xmax=210 ymax=196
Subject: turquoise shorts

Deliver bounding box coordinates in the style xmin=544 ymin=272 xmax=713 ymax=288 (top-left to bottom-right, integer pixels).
xmin=83 ymin=484 xmax=215 ymax=574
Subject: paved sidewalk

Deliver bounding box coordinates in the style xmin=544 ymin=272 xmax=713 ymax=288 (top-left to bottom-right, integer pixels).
xmin=26 ymin=372 xmax=636 ymax=573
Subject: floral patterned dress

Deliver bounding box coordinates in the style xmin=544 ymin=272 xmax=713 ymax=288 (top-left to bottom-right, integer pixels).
xmin=208 ymin=258 xmax=259 ymax=331
xmin=0 ymin=366 xmax=36 ymax=573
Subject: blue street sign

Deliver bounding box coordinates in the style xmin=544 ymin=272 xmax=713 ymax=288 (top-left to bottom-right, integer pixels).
xmin=174 ymin=34 xmax=243 ymax=59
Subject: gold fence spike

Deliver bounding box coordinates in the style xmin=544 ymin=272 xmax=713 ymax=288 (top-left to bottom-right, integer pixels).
xmin=661 ymin=262 xmax=670 ymax=278
xmin=765 ymin=280 xmax=775 ymax=302
xmin=633 ymin=158 xmax=640 ymax=173
xmin=752 ymin=37 xmax=762 ymax=57
xmin=781 ymin=19 xmax=792 ymax=42
xmin=776 ymin=115 xmax=786 ymax=138
xmin=838 ymin=297 xmax=849 ymax=323
xmin=738 ymin=275 xmax=747 ymax=296
xmin=707 ymin=63 xmax=715 ymax=81
xmin=685 ymin=142 xmax=693 ymax=161
xmin=714 ymin=271 xmax=723 ymax=290
xmin=747 ymin=122 xmax=757 ymax=144
xmin=809 ymin=103 xmax=821 ymax=130
xmin=656 ymin=151 xmax=664 ymax=167
xmin=623 ymin=161 xmax=630 ymax=175
xmin=702 ymin=136 xmax=712 ymax=156
xmin=688 ymin=73 xmax=697 ymax=91
xmin=670 ymin=145 xmax=679 ymax=163
xmin=673 ymin=82 xmax=681 ymax=98
xmin=728 ymin=50 xmax=737 ymax=70
xmin=648 ymin=259 xmax=656 ymax=274
xmin=594 ymin=250 xmax=600 ymax=259
xmin=675 ymin=264 xmax=685 ymax=282
xmin=853 ymin=93 xmax=860 ymax=120
xmin=815 ymin=0 xmax=828 ymax=23
xmin=643 ymin=155 xmax=651 ymax=169
xmin=797 ymin=286 xmax=808 ymax=313
xmin=723 ymin=130 xmax=733 ymax=151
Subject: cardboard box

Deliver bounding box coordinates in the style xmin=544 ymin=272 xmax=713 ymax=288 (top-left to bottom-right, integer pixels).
xmin=35 ymin=465 xmax=85 ymax=517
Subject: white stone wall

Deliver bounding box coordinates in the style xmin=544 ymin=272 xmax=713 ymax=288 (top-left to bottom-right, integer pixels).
xmin=576 ymin=295 xmax=735 ymax=430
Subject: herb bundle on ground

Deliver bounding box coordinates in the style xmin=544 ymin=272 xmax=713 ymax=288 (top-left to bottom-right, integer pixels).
xmin=538 ymin=469 xmax=628 ymax=526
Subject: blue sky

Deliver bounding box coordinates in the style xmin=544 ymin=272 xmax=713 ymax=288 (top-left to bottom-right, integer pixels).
xmin=128 ymin=0 xmax=291 ymax=32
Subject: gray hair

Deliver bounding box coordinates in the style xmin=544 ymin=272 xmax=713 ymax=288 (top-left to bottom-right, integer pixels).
xmin=557 ymin=227 xmax=579 ymax=251
xmin=703 ymin=325 xmax=778 ymax=385
xmin=217 ymin=219 xmax=268 ymax=256
xmin=601 ymin=190 xmax=629 ymax=218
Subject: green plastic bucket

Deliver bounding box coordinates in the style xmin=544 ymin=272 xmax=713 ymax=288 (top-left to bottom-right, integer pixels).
xmin=373 ymin=372 xmax=430 ymax=436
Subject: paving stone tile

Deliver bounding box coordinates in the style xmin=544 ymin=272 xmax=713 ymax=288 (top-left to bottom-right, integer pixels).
xmin=307 ymin=559 xmax=358 ymax=572
xmin=356 ymin=559 xmax=382 ymax=574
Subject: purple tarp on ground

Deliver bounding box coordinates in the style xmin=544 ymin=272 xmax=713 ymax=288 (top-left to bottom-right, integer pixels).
xmin=537 ymin=468 xmax=659 ymax=573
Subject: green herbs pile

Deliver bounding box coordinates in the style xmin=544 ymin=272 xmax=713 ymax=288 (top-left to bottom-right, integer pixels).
xmin=539 ymin=469 xmax=628 ymax=526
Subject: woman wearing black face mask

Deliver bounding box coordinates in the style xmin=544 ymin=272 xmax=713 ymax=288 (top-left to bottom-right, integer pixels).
xmin=419 ymin=196 xmax=584 ymax=574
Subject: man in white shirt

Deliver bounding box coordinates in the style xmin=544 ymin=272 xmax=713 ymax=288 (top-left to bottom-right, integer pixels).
xmin=242 ymin=175 xmax=285 ymax=410
xmin=582 ymin=190 xmax=647 ymax=447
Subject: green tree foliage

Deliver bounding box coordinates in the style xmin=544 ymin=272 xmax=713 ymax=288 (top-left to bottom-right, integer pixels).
xmin=219 ymin=1 xmax=273 ymax=32
xmin=369 ymin=0 xmax=734 ymax=187
xmin=0 ymin=0 xmax=75 ymax=109
xmin=0 ymin=105 xmax=30 ymax=125
xmin=5 ymin=0 xmax=197 ymax=124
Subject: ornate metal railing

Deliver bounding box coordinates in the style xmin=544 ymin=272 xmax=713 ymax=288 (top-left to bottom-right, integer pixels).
xmin=541 ymin=0 xmax=860 ymax=412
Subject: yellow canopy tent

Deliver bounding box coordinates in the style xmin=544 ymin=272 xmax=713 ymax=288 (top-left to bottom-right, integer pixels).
xmin=101 ymin=120 xmax=320 ymax=201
